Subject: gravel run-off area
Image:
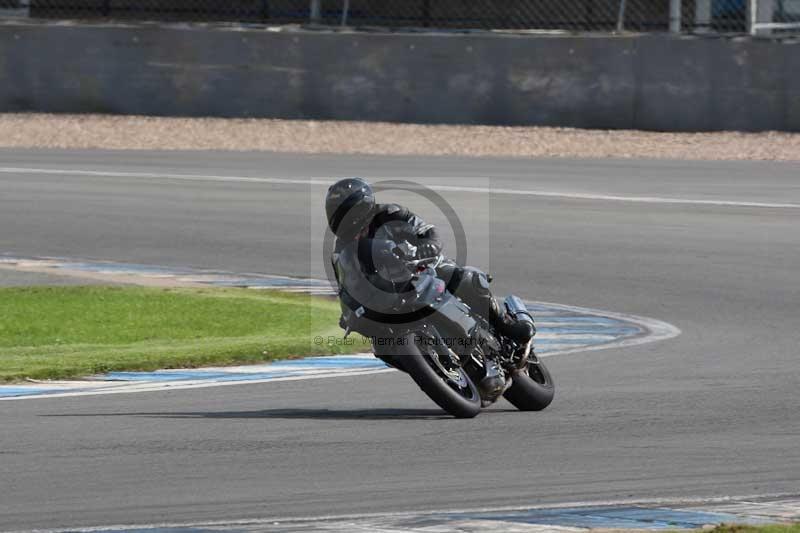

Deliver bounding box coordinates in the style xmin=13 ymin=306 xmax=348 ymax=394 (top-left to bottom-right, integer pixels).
xmin=1 ymin=113 xmax=798 ymax=161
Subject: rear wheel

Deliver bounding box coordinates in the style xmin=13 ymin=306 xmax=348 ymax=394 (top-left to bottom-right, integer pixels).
xmin=395 ymin=332 xmax=481 ymax=419
xmin=503 ymin=357 xmax=555 ymax=412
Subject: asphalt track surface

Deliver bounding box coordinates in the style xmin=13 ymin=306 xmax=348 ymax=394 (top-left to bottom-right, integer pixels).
xmin=1 ymin=149 xmax=799 ymax=530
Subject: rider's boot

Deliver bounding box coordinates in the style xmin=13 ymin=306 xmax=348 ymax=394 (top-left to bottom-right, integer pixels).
xmin=442 ymin=264 xmax=535 ymax=345
xmin=489 ymin=299 xmax=535 ymax=345
xmin=480 ymin=298 xmax=536 ymax=404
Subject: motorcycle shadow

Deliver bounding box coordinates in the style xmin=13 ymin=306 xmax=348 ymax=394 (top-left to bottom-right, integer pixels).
xmin=43 ymin=408 xmax=458 ymax=421
xmin=172 ymin=408 xmax=454 ymax=421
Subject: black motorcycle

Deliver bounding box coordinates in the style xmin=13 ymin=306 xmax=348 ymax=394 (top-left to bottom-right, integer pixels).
xmin=334 ymin=238 xmax=555 ymax=418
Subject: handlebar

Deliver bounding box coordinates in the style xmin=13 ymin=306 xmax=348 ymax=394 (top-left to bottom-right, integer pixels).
xmin=389 ymin=240 xmax=443 ymax=271
xmin=406 ymin=254 xmax=444 ymax=269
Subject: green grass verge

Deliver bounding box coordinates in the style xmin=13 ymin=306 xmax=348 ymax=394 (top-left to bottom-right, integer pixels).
xmin=0 ymin=286 xmax=367 ymax=382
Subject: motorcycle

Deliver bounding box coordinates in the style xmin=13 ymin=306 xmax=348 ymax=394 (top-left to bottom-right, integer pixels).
xmin=333 ymin=238 xmax=555 ymax=418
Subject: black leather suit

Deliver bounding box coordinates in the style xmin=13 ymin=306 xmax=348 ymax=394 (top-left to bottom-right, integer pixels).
xmin=334 ymin=203 xmax=500 ymax=322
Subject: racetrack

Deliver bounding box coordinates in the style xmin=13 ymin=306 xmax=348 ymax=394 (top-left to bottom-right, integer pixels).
xmin=1 ymin=148 xmax=799 ymax=530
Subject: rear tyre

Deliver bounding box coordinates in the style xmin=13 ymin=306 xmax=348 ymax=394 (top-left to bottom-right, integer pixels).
xmin=395 ymin=333 xmax=481 ymax=419
xmin=503 ymin=358 xmax=555 ymax=412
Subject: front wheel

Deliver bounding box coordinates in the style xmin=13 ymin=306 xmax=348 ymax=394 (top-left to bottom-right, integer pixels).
xmin=394 ymin=333 xmax=481 ymax=419
xmin=503 ymin=358 xmax=555 ymax=412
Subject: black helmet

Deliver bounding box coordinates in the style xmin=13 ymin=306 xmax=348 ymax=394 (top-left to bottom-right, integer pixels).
xmin=325 ymin=178 xmax=376 ymax=237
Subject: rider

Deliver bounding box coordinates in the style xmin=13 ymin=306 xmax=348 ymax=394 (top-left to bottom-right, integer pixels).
xmin=325 ymin=177 xmax=535 ymax=345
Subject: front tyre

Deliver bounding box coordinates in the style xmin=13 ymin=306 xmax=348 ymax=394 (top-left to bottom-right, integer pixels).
xmin=503 ymin=358 xmax=555 ymax=412
xmin=396 ymin=333 xmax=481 ymax=419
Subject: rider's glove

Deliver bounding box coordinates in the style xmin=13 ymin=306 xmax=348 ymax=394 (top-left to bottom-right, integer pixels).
xmin=416 ymin=242 xmax=440 ymax=260
xmin=393 ymin=241 xmax=417 ymax=260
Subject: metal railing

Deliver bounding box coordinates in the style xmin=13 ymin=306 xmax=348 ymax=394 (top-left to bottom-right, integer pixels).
xmin=1 ymin=0 xmax=798 ymax=35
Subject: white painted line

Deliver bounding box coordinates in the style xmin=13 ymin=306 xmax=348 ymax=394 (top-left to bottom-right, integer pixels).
xmin=0 ymin=368 xmax=396 ymax=401
xmin=430 ymin=184 xmax=800 ymax=209
xmin=2 ymin=166 xmax=799 ymax=209
xmin=0 ymin=166 xmax=331 ymax=186
xmin=10 ymin=492 xmax=798 ymax=533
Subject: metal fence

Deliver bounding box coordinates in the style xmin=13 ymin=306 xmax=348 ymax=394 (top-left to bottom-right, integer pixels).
xmin=1 ymin=0 xmax=798 ymax=35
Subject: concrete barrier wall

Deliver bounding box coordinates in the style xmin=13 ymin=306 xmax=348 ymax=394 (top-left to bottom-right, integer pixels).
xmin=0 ymin=22 xmax=798 ymax=131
